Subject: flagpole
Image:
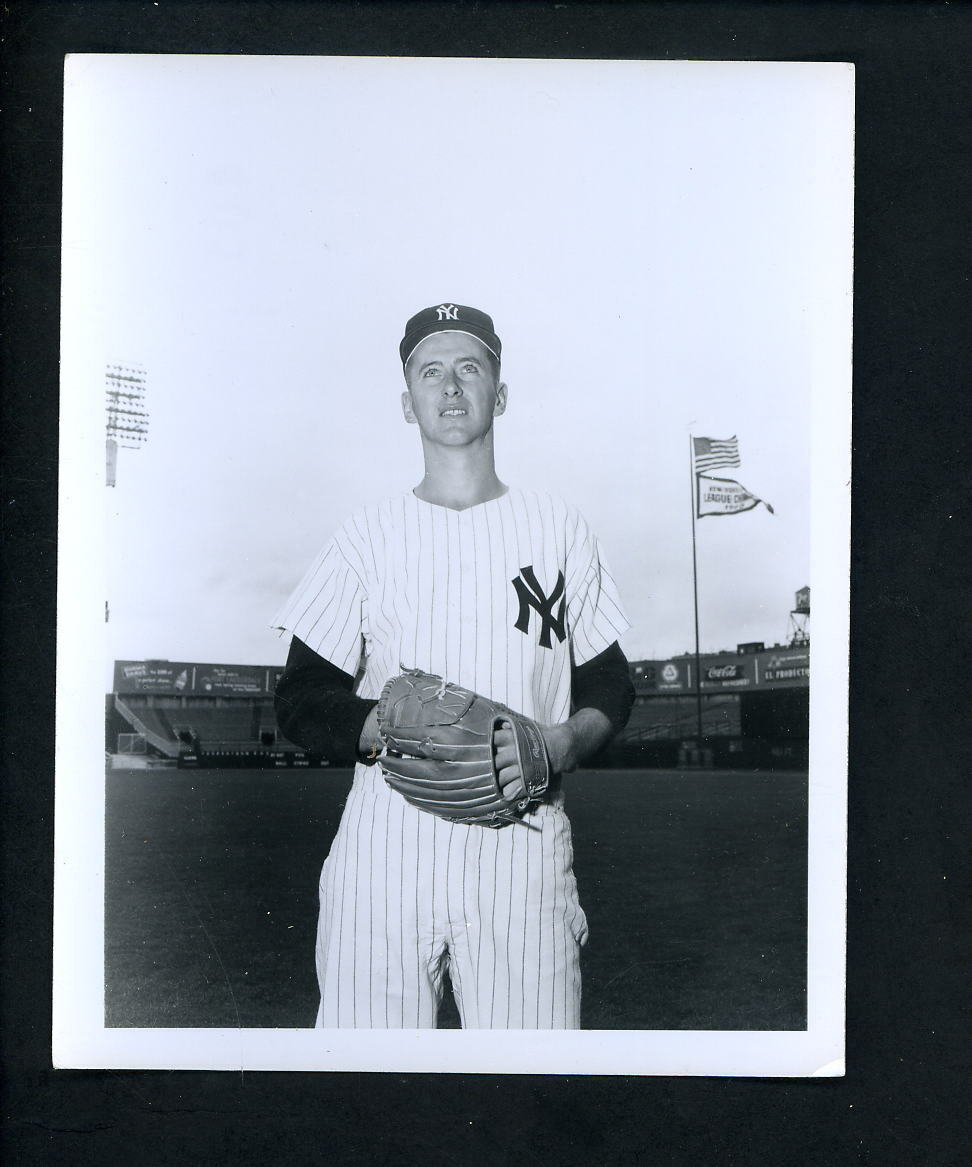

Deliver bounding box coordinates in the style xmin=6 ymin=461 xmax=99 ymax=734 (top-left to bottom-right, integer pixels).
xmin=688 ymin=436 xmax=704 ymax=750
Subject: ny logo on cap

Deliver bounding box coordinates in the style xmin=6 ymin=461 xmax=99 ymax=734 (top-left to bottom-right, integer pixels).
xmin=435 ymin=304 xmax=460 ymax=321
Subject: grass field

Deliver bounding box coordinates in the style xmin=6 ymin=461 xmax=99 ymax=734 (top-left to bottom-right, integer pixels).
xmin=105 ymin=766 xmax=807 ymax=1030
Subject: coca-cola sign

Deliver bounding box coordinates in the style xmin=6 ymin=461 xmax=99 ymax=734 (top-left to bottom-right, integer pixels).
xmin=701 ymin=658 xmax=754 ymax=688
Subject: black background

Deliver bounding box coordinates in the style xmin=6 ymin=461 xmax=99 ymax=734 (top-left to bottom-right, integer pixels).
xmin=2 ymin=3 xmax=967 ymax=1163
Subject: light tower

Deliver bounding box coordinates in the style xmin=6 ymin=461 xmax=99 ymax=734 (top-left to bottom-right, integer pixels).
xmin=787 ymin=586 xmax=810 ymax=646
xmin=105 ymin=364 xmax=148 ymax=486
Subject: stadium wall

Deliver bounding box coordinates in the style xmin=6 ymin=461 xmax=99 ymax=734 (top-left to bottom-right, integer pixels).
xmin=109 ymin=650 xmax=808 ymax=771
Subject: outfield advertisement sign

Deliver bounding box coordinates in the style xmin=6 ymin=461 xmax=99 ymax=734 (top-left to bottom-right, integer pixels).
xmin=631 ymin=648 xmax=809 ymax=693
xmin=700 ymin=658 xmax=755 ymax=689
xmin=115 ymin=648 xmax=809 ymax=700
xmin=630 ymin=660 xmax=690 ymax=692
xmin=114 ymin=660 xmax=283 ymax=696
xmin=195 ymin=665 xmax=271 ymax=696
xmin=760 ymin=651 xmax=810 ymax=684
xmin=114 ymin=661 xmax=193 ymax=693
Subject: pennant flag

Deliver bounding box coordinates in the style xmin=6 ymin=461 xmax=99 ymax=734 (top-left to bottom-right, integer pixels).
xmin=697 ymin=473 xmax=774 ymax=517
xmin=692 ymin=435 xmax=740 ymax=474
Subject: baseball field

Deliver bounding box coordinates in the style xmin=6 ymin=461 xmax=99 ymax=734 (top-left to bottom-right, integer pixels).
xmin=105 ymin=765 xmax=807 ymax=1031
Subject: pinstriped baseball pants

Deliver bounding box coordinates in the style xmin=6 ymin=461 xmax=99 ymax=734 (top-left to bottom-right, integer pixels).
xmin=314 ymin=766 xmax=588 ymax=1029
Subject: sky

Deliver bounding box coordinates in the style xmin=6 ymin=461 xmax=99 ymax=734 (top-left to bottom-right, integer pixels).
xmin=58 ymin=56 xmax=854 ymax=685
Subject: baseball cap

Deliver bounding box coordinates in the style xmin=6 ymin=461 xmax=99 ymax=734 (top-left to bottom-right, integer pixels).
xmin=400 ymin=303 xmax=502 ymax=368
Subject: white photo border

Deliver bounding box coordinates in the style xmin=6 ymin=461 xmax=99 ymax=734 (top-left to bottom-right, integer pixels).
xmin=54 ymin=54 xmax=851 ymax=1075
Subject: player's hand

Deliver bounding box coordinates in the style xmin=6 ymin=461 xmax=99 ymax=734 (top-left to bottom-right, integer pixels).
xmin=493 ymin=722 xmax=525 ymax=801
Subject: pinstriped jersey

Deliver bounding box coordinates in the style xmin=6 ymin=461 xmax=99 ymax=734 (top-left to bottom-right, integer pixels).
xmin=272 ymin=488 xmax=630 ymax=725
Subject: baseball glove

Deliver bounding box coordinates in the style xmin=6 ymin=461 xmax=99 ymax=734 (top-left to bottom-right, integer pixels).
xmin=375 ymin=668 xmax=551 ymax=828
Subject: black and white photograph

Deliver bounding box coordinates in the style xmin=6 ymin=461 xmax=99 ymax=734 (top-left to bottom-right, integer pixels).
xmin=53 ymin=55 xmax=852 ymax=1074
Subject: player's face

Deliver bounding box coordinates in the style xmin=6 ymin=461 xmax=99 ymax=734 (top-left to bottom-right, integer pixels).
xmin=401 ymin=333 xmax=507 ymax=445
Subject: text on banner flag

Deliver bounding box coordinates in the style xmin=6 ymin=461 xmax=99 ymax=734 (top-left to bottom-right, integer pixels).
xmin=696 ymin=473 xmax=774 ymax=517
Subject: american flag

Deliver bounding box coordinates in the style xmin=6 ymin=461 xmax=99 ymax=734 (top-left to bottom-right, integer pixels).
xmin=692 ymin=435 xmax=741 ymax=474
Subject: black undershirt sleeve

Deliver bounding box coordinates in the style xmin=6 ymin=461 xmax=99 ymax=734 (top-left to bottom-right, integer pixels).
xmin=571 ymin=640 xmax=636 ymax=734
xmin=274 ymin=636 xmax=635 ymax=765
xmin=273 ymin=636 xmax=377 ymax=766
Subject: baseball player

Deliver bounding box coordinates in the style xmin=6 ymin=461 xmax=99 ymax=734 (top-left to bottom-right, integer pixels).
xmin=272 ymin=303 xmax=634 ymax=1028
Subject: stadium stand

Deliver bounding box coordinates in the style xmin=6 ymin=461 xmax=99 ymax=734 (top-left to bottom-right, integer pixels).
xmin=109 ymin=647 xmax=808 ymax=770
xmin=621 ymin=693 xmax=742 ymax=741
xmin=111 ymin=684 xmax=314 ymax=769
xmin=113 ymin=697 xmax=181 ymax=758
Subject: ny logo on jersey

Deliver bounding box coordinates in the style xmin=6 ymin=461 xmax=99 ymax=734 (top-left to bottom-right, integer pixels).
xmin=435 ymin=303 xmax=460 ymax=321
xmin=512 ymin=566 xmax=567 ymax=649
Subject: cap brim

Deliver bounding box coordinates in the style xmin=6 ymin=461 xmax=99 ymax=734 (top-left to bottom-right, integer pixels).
xmin=401 ymin=327 xmax=500 ymax=367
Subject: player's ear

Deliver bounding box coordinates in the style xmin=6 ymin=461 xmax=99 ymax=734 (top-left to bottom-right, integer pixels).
xmin=401 ymin=391 xmax=417 ymax=424
xmin=493 ymin=382 xmax=508 ymax=416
